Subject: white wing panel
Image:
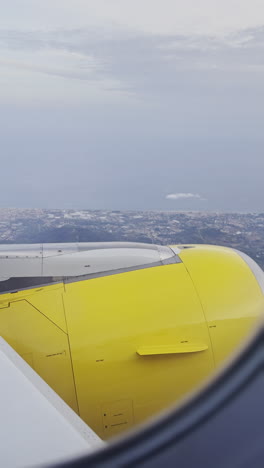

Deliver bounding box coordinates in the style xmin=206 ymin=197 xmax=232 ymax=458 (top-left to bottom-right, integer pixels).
xmin=0 ymin=338 xmax=102 ymax=468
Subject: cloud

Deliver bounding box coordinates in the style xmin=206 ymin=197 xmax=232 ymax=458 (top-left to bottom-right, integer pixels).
xmin=166 ymin=193 xmax=206 ymax=200
xmin=0 ymin=24 xmax=264 ymax=118
xmin=0 ymin=57 xmax=97 ymax=81
xmin=1 ymin=25 xmax=264 ymax=95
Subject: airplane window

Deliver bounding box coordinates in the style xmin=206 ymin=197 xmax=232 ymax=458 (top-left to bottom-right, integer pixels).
xmin=0 ymin=1 xmax=263 ymax=466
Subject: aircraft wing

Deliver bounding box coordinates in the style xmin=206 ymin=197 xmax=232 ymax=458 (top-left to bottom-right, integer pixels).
xmin=0 ymin=337 xmax=102 ymax=468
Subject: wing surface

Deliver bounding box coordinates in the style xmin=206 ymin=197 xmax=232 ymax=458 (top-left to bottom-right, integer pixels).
xmin=0 ymin=337 xmax=102 ymax=468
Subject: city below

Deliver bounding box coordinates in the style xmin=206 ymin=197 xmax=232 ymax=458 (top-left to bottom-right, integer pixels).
xmin=0 ymin=208 xmax=263 ymax=270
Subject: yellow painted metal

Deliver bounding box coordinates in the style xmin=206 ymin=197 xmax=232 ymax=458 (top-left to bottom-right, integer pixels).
xmin=27 ymin=285 xmax=67 ymax=332
xmin=177 ymin=245 xmax=264 ymax=365
xmin=137 ymin=343 xmax=208 ymax=355
xmin=0 ymin=245 xmax=262 ymax=441
xmin=64 ymin=263 xmax=214 ymax=438
xmin=0 ymin=286 xmax=78 ymax=413
xmin=101 ymin=399 xmax=134 ymax=438
xmin=0 ymin=284 xmax=67 ymax=332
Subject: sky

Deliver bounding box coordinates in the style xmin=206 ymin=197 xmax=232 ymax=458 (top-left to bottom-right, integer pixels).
xmin=0 ymin=0 xmax=264 ymax=212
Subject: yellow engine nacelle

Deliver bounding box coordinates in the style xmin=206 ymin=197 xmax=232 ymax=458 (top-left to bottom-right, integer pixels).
xmin=0 ymin=242 xmax=263 ymax=439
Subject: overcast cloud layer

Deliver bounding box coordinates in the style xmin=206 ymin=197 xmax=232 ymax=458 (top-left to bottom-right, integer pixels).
xmin=0 ymin=1 xmax=264 ymax=211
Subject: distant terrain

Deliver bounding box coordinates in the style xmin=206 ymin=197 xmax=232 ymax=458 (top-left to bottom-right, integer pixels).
xmin=0 ymin=208 xmax=263 ymax=269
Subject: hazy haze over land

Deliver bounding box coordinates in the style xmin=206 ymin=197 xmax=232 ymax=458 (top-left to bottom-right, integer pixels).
xmin=0 ymin=1 xmax=263 ymax=211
